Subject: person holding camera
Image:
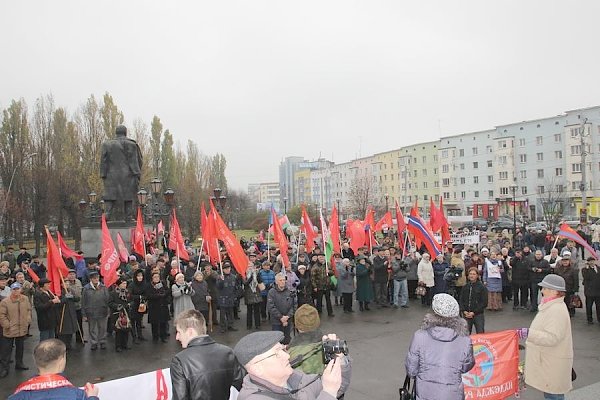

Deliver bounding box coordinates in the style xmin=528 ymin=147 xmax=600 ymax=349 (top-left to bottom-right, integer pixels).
xmin=172 ymin=273 xmax=195 ymax=320
xmin=234 ymin=331 xmax=351 ymax=400
xmin=391 ymin=254 xmax=409 ymax=309
xmin=339 ymin=259 xmax=355 ymax=313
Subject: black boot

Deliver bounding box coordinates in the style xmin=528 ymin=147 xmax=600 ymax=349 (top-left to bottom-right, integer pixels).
xmin=359 ymin=302 xmax=364 ymax=311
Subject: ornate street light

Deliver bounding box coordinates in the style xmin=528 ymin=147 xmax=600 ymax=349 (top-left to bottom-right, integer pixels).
xmin=137 ymin=188 xmax=148 ymax=206
xmin=88 ymin=191 xmax=97 ymax=204
xmin=151 ymin=178 xmax=162 ymax=196
xmin=164 ymin=189 xmax=175 ymax=206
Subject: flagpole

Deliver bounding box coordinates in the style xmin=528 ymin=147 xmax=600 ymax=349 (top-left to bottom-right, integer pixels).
xmin=552 ymin=235 xmax=560 ymax=250
xmin=369 ymin=229 xmax=373 ymax=257
xmin=196 ymin=238 xmax=203 ymax=273
xmin=217 ymin=239 xmax=224 ymax=278
xmin=267 ymin=226 xmax=271 ymax=263
xmin=296 ymin=230 xmax=303 ymax=264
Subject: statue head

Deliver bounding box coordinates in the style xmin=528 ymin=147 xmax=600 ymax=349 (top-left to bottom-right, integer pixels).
xmin=115 ymin=125 xmax=127 ymax=137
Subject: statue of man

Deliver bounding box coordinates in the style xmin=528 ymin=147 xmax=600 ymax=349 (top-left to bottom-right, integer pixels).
xmin=100 ymin=125 xmax=143 ymax=221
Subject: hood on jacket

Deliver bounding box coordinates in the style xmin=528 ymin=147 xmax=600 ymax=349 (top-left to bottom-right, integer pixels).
xmin=421 ymin=313 xmax=468 ymax=342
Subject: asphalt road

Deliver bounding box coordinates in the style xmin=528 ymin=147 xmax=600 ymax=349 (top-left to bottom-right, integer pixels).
xmin=2 ymin=297 xmax=599 ymax=400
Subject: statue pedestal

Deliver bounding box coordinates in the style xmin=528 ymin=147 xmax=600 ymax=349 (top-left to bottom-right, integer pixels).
xmin=80 ymin=221 xmax=154 ymax=259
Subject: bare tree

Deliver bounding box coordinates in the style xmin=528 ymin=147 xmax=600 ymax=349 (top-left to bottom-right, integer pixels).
xmin=538 ymin=177 xmax=567 ymax=231
xmin=348 ymin=174 xmax=381 ymax=218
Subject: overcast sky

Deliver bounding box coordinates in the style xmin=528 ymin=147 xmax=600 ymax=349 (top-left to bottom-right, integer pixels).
xmin=1 ymin=1 xmax=599 ymax=190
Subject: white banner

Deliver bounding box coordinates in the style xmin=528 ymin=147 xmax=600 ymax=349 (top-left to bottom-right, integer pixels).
xmin=433 ymin=231 xmax=480 ymax=245
xmin=93 ymin=368 xmax=239 ymax=400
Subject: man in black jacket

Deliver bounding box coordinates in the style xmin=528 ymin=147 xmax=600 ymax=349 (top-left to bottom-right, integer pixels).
xmin=170 ymin=309 xmax=244 ymax=400
xmin=510 ymin=249 xmax=531 ymax=310
xmin=459 ymin=268 xmax=488 ymax=333
xmin=528 ymin=250 xmax=550 ymax=312
xmin=582 ymin=257 xmax=600 ymax=324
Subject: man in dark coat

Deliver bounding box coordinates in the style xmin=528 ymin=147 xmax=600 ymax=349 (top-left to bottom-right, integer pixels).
xmin=170 ymin=310 xmax=243 ymax=400
xmin=510 ymin=249 xmax=531 ymax=310
xmin=582 ymin=257 xmax=600 ymax=324
xmin=528 ymin=250 xmax=550 ymax=312
xmin=33 ymin=279 xmax=60 ymax=342
xmin=217 ymin=264 xmax=238 ymax=333
xmin=81 ymin=272 xmax=109 ymax=350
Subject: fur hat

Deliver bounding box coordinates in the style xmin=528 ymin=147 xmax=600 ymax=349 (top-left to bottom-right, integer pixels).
xmin=432 ymin=293 xmax=460 ymax=318
xmin=294 ymin=304 xmax=320 ymax=332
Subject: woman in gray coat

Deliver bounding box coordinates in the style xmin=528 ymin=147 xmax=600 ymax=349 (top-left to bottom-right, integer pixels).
xmin=338 ymin=258 xmax=355 ymax=313
xmin=405 ymin=293 xmax=475 ymax=400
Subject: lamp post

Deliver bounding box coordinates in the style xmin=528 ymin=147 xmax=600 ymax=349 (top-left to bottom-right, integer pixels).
xmin=336 ymin=199 xmax=341 ymax=225
xmin=384 ymin=193 xmax=389 ymax=213
xmin=137 ymin=178 xmax=176 ymax=227
xmin=78 ymin=191 xmax=106 ymax=224
xmin=510 ymin=182 xmax=518 ymax=238
xmin=283 ymin=197 xmax=288 ymax=214
xmin=210 ymin=187 xmax=228 ymax=223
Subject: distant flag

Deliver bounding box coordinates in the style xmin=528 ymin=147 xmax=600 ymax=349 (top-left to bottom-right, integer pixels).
xmin=210 ymin=200 xmax=249 ymax=276
xmin=301 ymin=204 xmax=318 ymax=253
xmin=45 ymin=226 xmax=70 ymax=295
xmin=100 ymin=214 xmax=121 ymax=288
xmin=558 ymin=223 xmax=598 ymax=259
xmin=320 ymin=210 xmax=335 ymax=272
xmin=116 ymin=233 xmax=130 ymax=263
xmin=270 ymin=207 xmax=290 ymax=267
xmin=329 ymin=204 xmax=341 ymax=255
xmin=132 ymin=207 xmax=146 ymax=257
xmin=157 ymin=220 xmax=165 ymax=235
xmin=57 ymin=231 xmax=83 ymax=260
xmin=407 ymin=207 xmax=441 ymax=257
xmin=346 ymin=219 xmax=366 ymax=255
xmin=169 ymin=209 xmax=190 ymax=261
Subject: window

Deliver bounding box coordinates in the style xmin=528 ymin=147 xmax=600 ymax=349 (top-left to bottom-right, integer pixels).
xmin=422 ymin=169 xmax=427 ymax=176
xmin=536 ymin=153 xmax=543 ymax=161
xmin=413 ymin=170 xmax=418 ymax=177
xmin=459 ymin=149 xmax=464 ymax=157
xmin=520 ymin=154 xmax=527 ymax=163
xmin=519 ymin=138 xmax=526 ymax=146
xmin=519 ymin=171 xmax=527 ymax=179
xmin=433 ymin=168 xmax=438 ymax=174
xmin=423 ymin=182 xmax=428 ymax=188
xmin=473 ymin=176 xmax=479 ymax=184
xmin=461 ymin=191 xmax=466 ymax=199
xmin=521 ymin=186 xmax=528 ymax=195
xmin=433 ymin=155 xmax=438 ymax=162
xmin=474 ymin=191 xmax=479 ymax=198
xmin=488 ymin=190 xmax=494 ymax=198
xmin=537 ymin=186 xmax=545 ymax=194
xmin=414 ymin=182 xmax=418 ymax=189
xmin=434 ymin=181 xmax=439 ymax=188
xmin=498 ymin=140 xmax=507 ymax=148
xmin=443 ymin=192 xmax=450 ymax=199
xmin=472 ymin=147 xmax=478 ymax=155
xmin=441 ymin=150 xmax=448 ymax=158
xmin=473 ymin=162 xmax=479 ymax=169
xmin=570 ymin=127 xmax=580 ymax=137
xmin=422 ymin=156 xmax=426 ymax=163
xmin=442 ymin=164 xmax=449 ymax=173
xmin=460 ymin=163 xmax=465 ymax=170
xmin=498 ymin=155 xmax=507 ymax=165
xmin=488 ymin=175 xmax=493 ymax=183
xmin=555 ymin=168 xmax=563 ymax=176
xmin=460 ymin=177 xmax=466 ymax=184
xmin=572 ymin=163 xmax=582 ymax=173
xmin=556 ymin=185 xmax=564 ymax=193
xmin=536 ymin=136 xmax=543 ymax=145
xmin=486 ymin=145 xmax=492 ymax=153
xmin=500 ymin=187 xmax=509 ymax=195
xmin=487 ymin=160 xmax=492 ymax=168
xmin=571 ymin=145 xmax=581 ymax=155
xmin=554 ymin=133 xmax=561 ymax=142
xmin=423 ymin=195 xmax=428 ymax=200
xmin=555 ymin=150 xmax=562 ymax=159
xmin=499 ymin=171 xmax=508 ymax=180
xmin=571 ymin=181 xmax=579 ymax=191
xmin=537 ymin=169 xmax=544 ymax=178
xmin=442 ymin=178 xmax=450 ymax=187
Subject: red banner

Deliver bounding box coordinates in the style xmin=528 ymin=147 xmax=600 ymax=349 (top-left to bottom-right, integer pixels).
xmin=116 ymin=233 xmax=130 ymax=263
xmin=462 ymin=330 xmax=519 ymax=400
xmin=100 ymin=214 xmax=121 ymax=288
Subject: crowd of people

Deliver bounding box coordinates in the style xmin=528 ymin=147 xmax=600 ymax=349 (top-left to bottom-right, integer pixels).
xmin=0 ymin=223 xmax=597 ymax=399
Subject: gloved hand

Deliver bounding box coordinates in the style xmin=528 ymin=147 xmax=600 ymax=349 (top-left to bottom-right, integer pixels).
xmin=516 ymin=328 xmax=529 ymax=339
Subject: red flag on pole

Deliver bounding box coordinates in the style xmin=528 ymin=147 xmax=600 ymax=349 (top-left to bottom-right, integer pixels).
xmin=205 ymin=207 xmax=220 ymax=265
xmin=100 ymin=214 xmax=120 ymax=288
xmin=56 ymin=231 xmax=83 ymax=260
xmin=270 ymin=207 xmax=290 ymax=267
xmin=395 ymin=201 xmax=407 ymax=253
xmin=439 ymin=198 xmax=451 ymax=246
xmin=200 ymin=202 xmax=210 ymax=255
xmin=169 ymin=209 xmax=190 ymax=261
xmin=45 ymin=226 xmax=69 ymax=296
xmin=116 ymin=233 xmax=130 ymax=263
xmin=132 ymin=207 xmax=146 ymax=257
xmin=210 ymin=200 xmax=249 ymax=276
xmin=329 ymin=204 xmax=341 ymax=254
xmin=364 ymin=207 xmax=377 ymax=250
xmin=26 ymin=266 xmax=40 ymax=284
xmin=429 ymin=198 xmax=442 ymax=233
xmin=375 ymin=211 xmax=393 ymax=232
xmin=300 ymin=205 xmax=317 ymax=253
xmin=346 ymin=219 xmax=366 ymax=255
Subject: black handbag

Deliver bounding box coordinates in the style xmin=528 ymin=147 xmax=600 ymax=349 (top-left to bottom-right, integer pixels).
xmin=399 ymin=374 xmax=415 ymax=400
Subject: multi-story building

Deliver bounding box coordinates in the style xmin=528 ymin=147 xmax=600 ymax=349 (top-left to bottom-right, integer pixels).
xmin=279 ymin=156 xmax=306 ymax=207
xmin=399 ymin=141 xmax=439 ymax=216
xmin=247 ymin=183 xmax=261 ymax=204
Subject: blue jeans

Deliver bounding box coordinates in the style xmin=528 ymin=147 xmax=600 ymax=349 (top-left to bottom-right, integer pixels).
xmin=39 ymin=330 xmax=55 ymax=342
xmin=393 ymin=279 xmax=408 ymax=306
xmin=543 ymin=393 xmax=564 ymax=400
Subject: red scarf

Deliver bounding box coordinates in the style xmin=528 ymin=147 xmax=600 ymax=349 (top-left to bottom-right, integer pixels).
xmin=14 ymin=374 xmax=73 ymax=394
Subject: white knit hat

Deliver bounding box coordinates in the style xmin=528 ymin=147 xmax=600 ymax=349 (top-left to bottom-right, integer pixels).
xmin=432 ymin=293 xmax=460 ymax=318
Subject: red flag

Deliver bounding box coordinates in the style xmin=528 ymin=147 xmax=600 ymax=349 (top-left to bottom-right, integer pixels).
xmin=116 ymin=233 xmax=130 ymax=263
xmin=157 ymin=220 xmax=165 ymax=234
xmin=169 ymin=210 xmax=190 ymax=261
xmin=56 ymin=231 xmax=83 ymax=260
xmin=205 ymin=208 xmax=220 ymax=264
xmin=25 ymin=266 xmax=40 ymax=284
xmin=395 ymin=201 xmax=407 ymax=253
xmin=375 ymin=211 xmax=393 ymax=231
xmin=364 ymin=207 xmax=377 ymax=249
xmin=301 ymin=205 xmax=318 ymax=253
xmin=200 ymin=203 xmax=210 ymax=256
xmin=429 ymin=198 xmax=442 ymax=233
xmin=45 ymin=226 xmax=70 ymax=296
xmin=558 ymin=223 xmax=598 ymax=259
xmin=270 ymin=207 xmax=290 ymax=267
xmin=132 ymin=207 xmax=146 ymax=256
xmin=210 ymin=200 xmax=248 ymax=276
xmin=439 ymin=198 xmax=451 ymax=246
xmin=329 ymin=205 xmax=341 ymax=254
xmin=408 ymin=206 xmax=441 ymax=257
xmin=346 ymin=219 xmax=366 ymax=255
xmin=99 ymin=214 xmax=120 ymax=288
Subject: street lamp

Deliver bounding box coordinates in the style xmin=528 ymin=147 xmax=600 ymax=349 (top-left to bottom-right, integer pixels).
xmin=384 ymin=193 xmax=389 ymax=213
xmin=283 ymin=197 xmax=288 ymax=214
xmin=336 ymin=199 xmax=341 ymax=225
xmin=136 ymin=178 xmax=176 ymax=235
xmin=510 ymin=182 xmax=518 ymax=238
xmin=79 ymin=191 xmax=105 ymax=223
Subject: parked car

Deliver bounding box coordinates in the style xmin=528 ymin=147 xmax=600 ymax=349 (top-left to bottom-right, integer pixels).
xmin=527 ymin=221 xmax=548 ymax=232
xmin=490 ymin=220 xmax=522 ymax=233
xmin=460 ymin=218 xmax=488 ymax=232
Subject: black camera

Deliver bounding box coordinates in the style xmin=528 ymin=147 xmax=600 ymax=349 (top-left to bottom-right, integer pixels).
xmin=322 ymin=339 xmax=349 ymax=364
xmin=444 ymin=267 xmax=463 ymax=283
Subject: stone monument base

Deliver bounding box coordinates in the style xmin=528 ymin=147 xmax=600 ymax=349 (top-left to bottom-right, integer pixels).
xmin=80 ymin=221 xmax=154 ymax=260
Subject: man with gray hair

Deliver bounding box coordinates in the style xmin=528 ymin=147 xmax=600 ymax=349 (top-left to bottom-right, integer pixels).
xmin=170 ymin=309 xmax=243 ymax=400
xmin=267 ymin=273 xmax=296 ymax=344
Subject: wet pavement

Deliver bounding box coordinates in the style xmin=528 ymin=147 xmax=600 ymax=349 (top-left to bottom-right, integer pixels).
xmin=2 ymin=298 xmax=599 ymax=400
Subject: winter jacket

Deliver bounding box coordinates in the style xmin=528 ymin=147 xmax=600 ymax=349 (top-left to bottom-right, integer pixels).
xmin=529 ymin=258 xmax=551 ymax=284
xmin=170 ymin=335 xmax=244 ymax=400
xmin=525 ymin=297 xmax=573 ymax=395
xmin=310 ymin=264 xmax=330 ymax=291
xmin=243 ymin=269 xmax=262 ymax=305
xmin=129 ymin=279 xmax=149 ymax=319
xmin=216 ymin=273 xmax=238 ymax=308
xmin=432 ymin=260 xmax=449 ymax=294
xmin=258 ymin=269 xmax=275 ymax=296
xmin=405 ymin=314 xmax=475 ymax=400
xmin=554 ymin=263 xmax=579 ymax=293
xmin=81 ymin=283 xmax=109 ymax=319
xmin=0 ymin=295 xmax=32 ymax=338
xmin=191 ymin=280 xmax=210 ymax=311
xmin=582 ymin=265 xmax=600 ymax=297
xmin=404 ymin=255 xmax=420 ymax=281
xmin=65 ymin=279 xmax=83 ymax=310
xmin=372 ymin=255 xmax=389 ymax=283
xmin=145 ymin=282 xmax=171 ymax=324
xmin=355 ymin=261 xmax=374 ymax=302
xmin=450 ymin=255 xmax=466 ymax=287
xmin=56 ymin=293 xmax=79 ymax=336
xmin=391 ymin=258 xmax=409 ymax=281
xmin=33 ymin=289 xmax=58 ymax=331
xmin=338 ymin=265 xmax=355 ymax=293
xmin=172 ymin=283 xmax=195 ymax=318
xmin=510 ymin=256 xmax=531 ymax=284
xmin=295 ymin=270 xmax=313 ymax=305
xmin=267 ymin=285 xmax=296 ymax=325
xmin=237 ymin=358 xmax=352 ymax=400
xmin=459 ymin=280 xmax=488 ymax=315
xmin=8 ymin=375 xmax=98 ymax=400
xmin=417 ymin=260 xmax=435 ymax=288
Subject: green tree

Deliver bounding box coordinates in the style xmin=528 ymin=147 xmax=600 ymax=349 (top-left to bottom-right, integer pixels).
xmin=150 ymin=116 xmax=163 ymax=177
xmin=100 ymin=92 xmax=124 ymax=138
xmin=209 ymin=153 xmax=227 ymax=190
xmin=160 ymin=129 xmax=176 ymax=190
